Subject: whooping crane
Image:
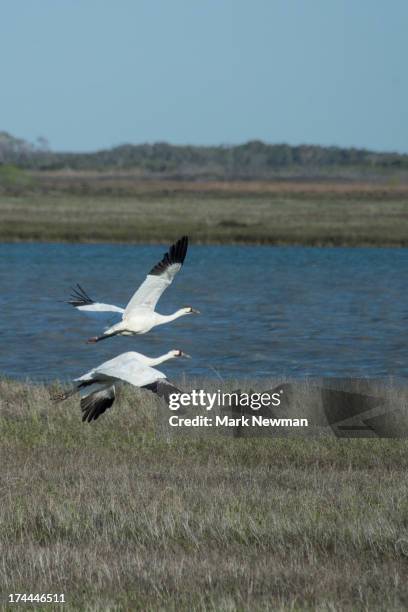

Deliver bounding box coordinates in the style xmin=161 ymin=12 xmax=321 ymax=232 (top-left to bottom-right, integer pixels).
xmin=53 ymin=349 xmax=189 ymax=422
xmin=67 ymin=236 xmax=200 ymax=343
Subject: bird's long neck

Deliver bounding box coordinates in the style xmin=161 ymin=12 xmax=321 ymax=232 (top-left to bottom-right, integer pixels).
xmin=145 ymin=351 xmax=175 ymax=367
xmin=155 ymin=309 xmax=186 ymax=325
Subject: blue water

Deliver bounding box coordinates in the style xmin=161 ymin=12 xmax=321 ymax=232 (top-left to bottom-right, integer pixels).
xmin=1 ymin=243 xmax=408 ymax=382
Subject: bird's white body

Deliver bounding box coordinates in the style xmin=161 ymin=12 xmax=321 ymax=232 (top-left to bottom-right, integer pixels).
xmin=76 ymin=350 xmax=169 ymax=387
xmin=104 ymin=308 xmax=190 ymax=337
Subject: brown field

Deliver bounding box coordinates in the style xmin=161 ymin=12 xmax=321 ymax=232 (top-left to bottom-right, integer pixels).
xmin=27 ymin=170 xmax=408 ymax=195
xmin=2 ymin=175 xmax=408 ymax=246
xmin=1 ymin=378 xmax=408 ymax=610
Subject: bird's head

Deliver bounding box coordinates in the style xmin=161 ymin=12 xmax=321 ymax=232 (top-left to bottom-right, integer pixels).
xmin=182 ymin=306 xmax=200 ymax=315
xmin=170 ymin=349 xmax=191 ymax=359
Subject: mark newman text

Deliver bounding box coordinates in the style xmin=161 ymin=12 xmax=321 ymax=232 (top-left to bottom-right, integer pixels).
xmin=169 ymin=415 xmax=309 ymax=428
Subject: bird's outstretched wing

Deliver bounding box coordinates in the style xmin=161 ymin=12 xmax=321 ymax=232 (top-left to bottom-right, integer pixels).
xmin=124 ymin=236 xmax=188 ymax=315
xmin=80 ymin=379 xmax=179 ymax=422
xmin=94 ymin=353 xmax=166 ymax=388
xmin=81 ymin=385 xmax=116 ymax=422
xmin=67 ymin=284 xmax=124 ymax=325
xmin=142 ymin=379 xmax=182 ymax=404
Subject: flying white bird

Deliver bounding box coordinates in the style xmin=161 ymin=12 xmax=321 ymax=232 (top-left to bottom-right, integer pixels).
xmin=53 ymin=349 xmax=189 ymax=423
xmin=67 ymin=236 xmax=200 ymax=343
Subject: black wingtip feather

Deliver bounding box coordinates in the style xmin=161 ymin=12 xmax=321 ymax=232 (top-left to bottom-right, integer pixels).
xmin=149 ymin=236 xmax=189 ymax=277
xmin=81 ymin=386 xmax=116 ymax=423
xmin=67 ymin=284 xmax=95 ymax=307
xmin=142 ymin=380 xmax=182 ymax=404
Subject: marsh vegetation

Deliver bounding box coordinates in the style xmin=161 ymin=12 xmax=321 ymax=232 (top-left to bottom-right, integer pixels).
xmin=2 ymin=180 xmax=408 ymax=246
xmin=1 ymin=379 xmax=408 ymax=610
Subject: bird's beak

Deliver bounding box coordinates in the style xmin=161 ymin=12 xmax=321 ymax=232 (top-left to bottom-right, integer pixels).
xmin=181 ymin=352 xmax=191 ymax=358
xmin=191 ymin=308 xmax=200 ymax=314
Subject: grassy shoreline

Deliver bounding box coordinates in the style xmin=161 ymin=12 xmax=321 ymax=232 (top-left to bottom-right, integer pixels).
xmin=2 ymin=179 xmax=408 ymax=246
xmin=1 ymin=379 xmax=408 ymax=609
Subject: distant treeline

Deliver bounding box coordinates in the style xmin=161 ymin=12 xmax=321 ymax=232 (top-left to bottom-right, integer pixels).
xmin=1 ymin=131 xmax=408 ymax=180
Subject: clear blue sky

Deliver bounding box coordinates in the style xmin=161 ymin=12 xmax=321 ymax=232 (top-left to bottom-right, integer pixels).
xmin=1 ymin=0 xmax=407 ymax=152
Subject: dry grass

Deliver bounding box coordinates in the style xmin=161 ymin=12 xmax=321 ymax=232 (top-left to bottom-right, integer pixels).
xmin=1 ymin=378 xmax=408 ymax=610
xmin=3 ymin=176 xmax=408 ymax=246
xmin=26 ymin=172 xmax=408 ymax=195
xmin=2 ymin=185 xmax=408 ymax=246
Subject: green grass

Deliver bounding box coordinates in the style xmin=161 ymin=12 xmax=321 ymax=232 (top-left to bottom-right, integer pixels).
xmin=1 ymin=379 xmax=408 ymax=610
xmin=2 ymin=184 xmax=408 ymax=246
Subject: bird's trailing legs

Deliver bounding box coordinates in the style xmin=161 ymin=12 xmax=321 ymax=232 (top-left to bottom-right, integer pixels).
xmin=87 ymin=331 xmax=120 ymax=344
